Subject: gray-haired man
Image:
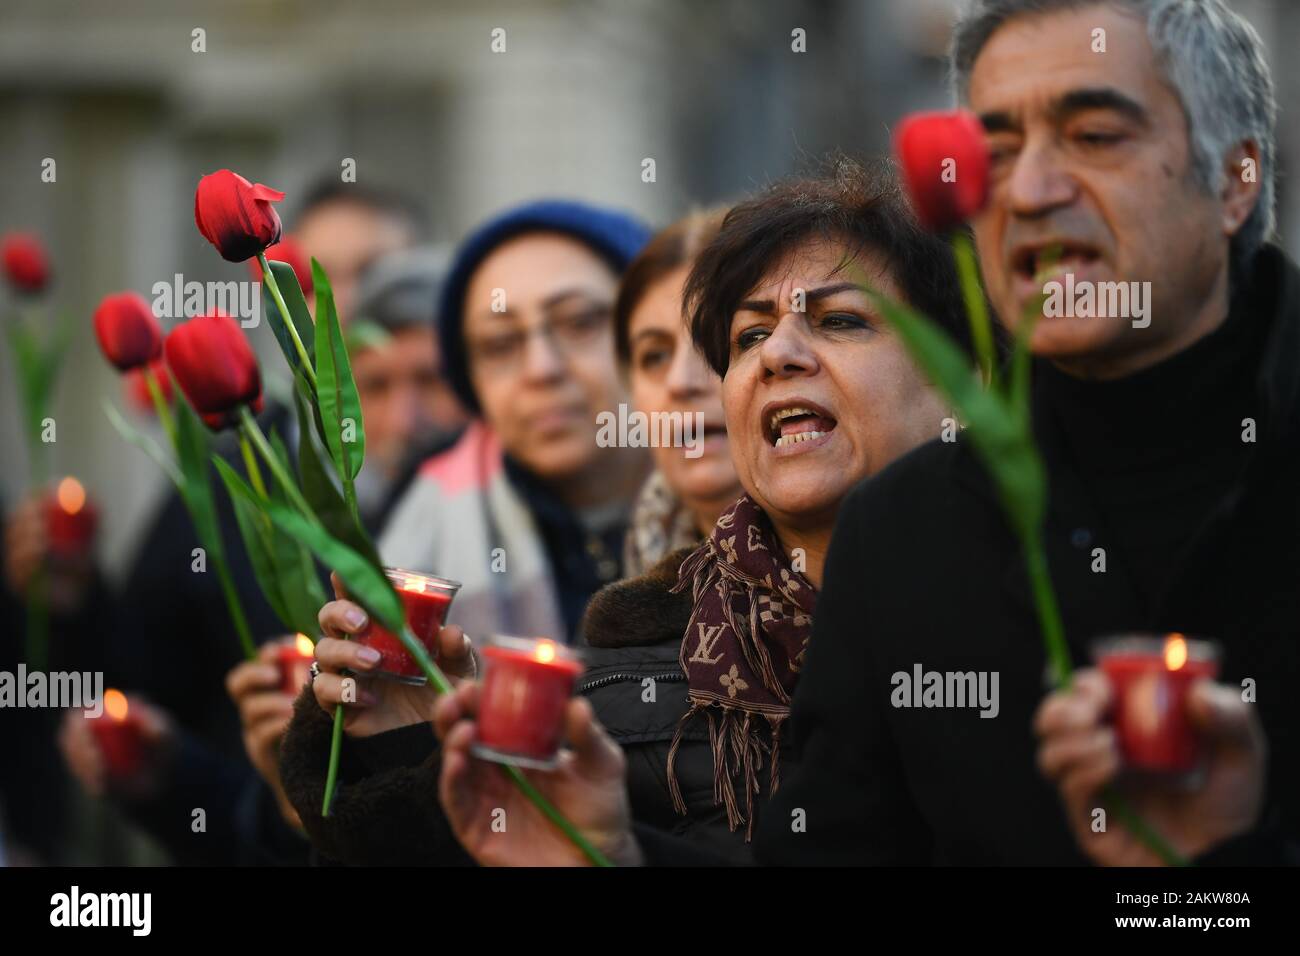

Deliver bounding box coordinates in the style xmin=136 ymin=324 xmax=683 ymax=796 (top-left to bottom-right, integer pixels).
xmin=757 ymin=0 xmax=1299 ymax=865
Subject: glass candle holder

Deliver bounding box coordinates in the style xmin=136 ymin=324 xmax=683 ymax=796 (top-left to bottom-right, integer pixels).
xmin=88 ymin=689 xmax=145 ymax=780
xmin=277 ymin=634 xmax=316 ymax=696
xmin=1093 ymin=633 xmax=1220 ymax=775
xmin=472 ymin=636 xmax=584 ymax=770
xmin=354 ymin=568 xmax=460 ymax=683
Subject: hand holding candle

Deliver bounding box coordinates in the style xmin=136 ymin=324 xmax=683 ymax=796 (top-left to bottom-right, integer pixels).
xmin=1036 ymin=668 xmax=1266 ymax=866
xmin=434 ymin=680 xmax=642 ymax=867
xmin=1095 ymin=634 xmax=1220 ymax=775
xmin=60 ymin=693 xmax=172 ymax=799
xmin=352 ymin=568 xmax=460 ymax=682
xmin=472 ymin=637 xmax=584 ymax=769
xmin=312 ymin=573 xmax=477 ymax=737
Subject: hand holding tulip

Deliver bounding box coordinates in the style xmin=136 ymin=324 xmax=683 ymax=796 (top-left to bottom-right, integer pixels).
xmin=1035 ymin=669 xmax=1266 ymax=866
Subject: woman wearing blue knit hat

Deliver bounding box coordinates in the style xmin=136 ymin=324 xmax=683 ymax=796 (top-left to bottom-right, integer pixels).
xmin=375 ymin=199 xmax=654 ymax=645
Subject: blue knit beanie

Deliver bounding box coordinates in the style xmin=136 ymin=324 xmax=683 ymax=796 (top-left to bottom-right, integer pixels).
xmin=438 ymin=199 xmax=652 ymax=413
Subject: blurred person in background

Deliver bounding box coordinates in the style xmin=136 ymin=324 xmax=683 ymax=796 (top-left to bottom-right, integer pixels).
xmin=347 ymin=246 xmax=471 ymax=528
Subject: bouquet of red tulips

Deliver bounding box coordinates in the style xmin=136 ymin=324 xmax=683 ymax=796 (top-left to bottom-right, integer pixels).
xmin=100 ymin=169 xmax=609 ymax=864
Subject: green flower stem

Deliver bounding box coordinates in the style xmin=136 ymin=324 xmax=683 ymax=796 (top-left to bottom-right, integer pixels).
xmin=500 ymin=764 xmax=614 ymax=868
xmin=951 ymin=231 xmax=998 ymax=389
xmin=238 ymin=431 xmax=269 ymax=500
xmin=25 ymin=568 xmax=48 ymax=671
xmin=238 ymin=405 xmax=315 ymax=522
xmin=1104 ymin=785 xmax=1190 ymax=866
xmin=215 ymin=555 xmax=257 ymax=661
xmin=143 ymin=366 xmax=176 ymax=448
xmin=1022 ymin=533 xmax=1073 ymax=691
xmin=258 ymin=254 xmax=317 ymax=392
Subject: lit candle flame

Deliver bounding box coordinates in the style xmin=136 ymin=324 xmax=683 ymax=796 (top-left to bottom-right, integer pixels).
xmin=295 ymin=633 xmax=315 ymax=656
xmin=534 ymin=640 xmax=557 ymax=664
xmin=404 ymin=575 xmax=425 ymax=593
xmin=57 ymin=477 xmax=86 ymax=515
xmin=104 ymin=688 xmax=129 ymax=722
xmin=1164 ymin=633 xmax=1188 ymax=671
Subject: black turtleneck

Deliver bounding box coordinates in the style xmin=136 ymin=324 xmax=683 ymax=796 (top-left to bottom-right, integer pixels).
xmin=1038 ymin=285 xmax=1266 ymax=613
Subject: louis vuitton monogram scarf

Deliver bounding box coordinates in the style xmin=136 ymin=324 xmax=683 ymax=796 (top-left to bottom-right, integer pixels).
xmin=667 ymin=494 xmax=817 ymax=838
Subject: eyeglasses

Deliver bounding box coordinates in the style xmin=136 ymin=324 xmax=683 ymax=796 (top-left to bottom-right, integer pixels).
xmin=465 ymin=304 xmax=614 ymax=373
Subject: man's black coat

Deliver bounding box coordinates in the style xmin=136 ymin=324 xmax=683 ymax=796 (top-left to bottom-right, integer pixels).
xmin=754 ymin=246 xmax=1300 ymax=865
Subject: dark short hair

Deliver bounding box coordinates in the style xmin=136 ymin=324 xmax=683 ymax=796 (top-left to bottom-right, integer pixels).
xmin=292 ymin=177 xmax=429 ymax=239
xmin=614 ymin=207 xmax=728 ymax=366
xmin=685 ymin=155 xmax=982 ymax=377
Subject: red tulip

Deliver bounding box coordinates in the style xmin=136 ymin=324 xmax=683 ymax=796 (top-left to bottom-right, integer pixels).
xmin=893 ymin=110 xmax=990 ymax=232
xmin=164 ymin=312 xmax=262 ymax=426
xmin=194 ymin=170 xmax=286 ymax=263
xmin=93 ymin=291 xmax=163 ymax=372
xmin=124 ymin=359 xmax=174 ymax=414
xmin=247 ymin=237 xmax=314 ymax=296
xmin=2 ymin=232 xmax=50 ymax=293
xmin=201 ymin=392 xmax=263 ymax=432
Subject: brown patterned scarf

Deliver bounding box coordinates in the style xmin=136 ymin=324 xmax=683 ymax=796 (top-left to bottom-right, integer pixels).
xmin=666 ymin=494 xmax=817 ymax=838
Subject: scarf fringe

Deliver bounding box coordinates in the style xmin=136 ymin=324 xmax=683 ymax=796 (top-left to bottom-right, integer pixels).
xmin=666 ymin=700 xmax=783 ymax=841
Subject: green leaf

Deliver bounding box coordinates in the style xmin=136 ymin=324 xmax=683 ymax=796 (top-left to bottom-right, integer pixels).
xmin=260 ymin=493 xmax=403 ymax=635
xmin=312 ymin=258 xmax=366 ymax=482
xmin=214 ymin=456 xmax=294 ymax=628
xmin=260 ymin=258 xmax=316 ymax=379
xmin=173 ymin=399 xmax=229 ymax=567
xmin=863 ymin=287 xmax=1046 ymax=539
xmin=293 ymin=384 xmax=382 ymax=566
xmin=103 ymin=400 xmax=181 ymax=486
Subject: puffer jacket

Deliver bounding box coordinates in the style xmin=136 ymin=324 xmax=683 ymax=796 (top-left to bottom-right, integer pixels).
xmin=279 ymin=547 xmax=790 ymax=865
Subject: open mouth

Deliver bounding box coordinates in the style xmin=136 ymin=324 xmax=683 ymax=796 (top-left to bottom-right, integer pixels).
xmin=764 ymin=401 xmax=838 ymax=449
xmin=1011 ymin=241 xmax=1101 ymax=284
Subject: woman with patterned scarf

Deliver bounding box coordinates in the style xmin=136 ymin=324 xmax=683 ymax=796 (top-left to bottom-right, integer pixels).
xmin=427 ymin=155 xmax=991 ymax=865
xmin=283 ymin=158 xmax=984 ymax=865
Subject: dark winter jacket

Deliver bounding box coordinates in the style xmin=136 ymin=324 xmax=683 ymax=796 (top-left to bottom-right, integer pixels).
xmin=280 ymin=546 xmax=792 ymax=865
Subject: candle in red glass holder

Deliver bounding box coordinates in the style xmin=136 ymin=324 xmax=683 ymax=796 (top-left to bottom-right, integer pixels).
xmin=89 ymin=689 xmax=145 ymax=779
xmin=354 ymin=569 xmax=460 ymax=682
xmin=1094 ymin=633 xmax=1219 ymax=774
xmin=277 ymin=634 xmax=316 ymax=696
xmin=44 ymin=477 xmax=98 ymax=557
xmin=473 ymin=636 xmax=584 ymax=769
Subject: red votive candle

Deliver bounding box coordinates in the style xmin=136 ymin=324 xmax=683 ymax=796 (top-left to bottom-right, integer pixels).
xmin=277 ymin=634 xmax=316 ymax=696
xmin=1094 ymin=633 xmax=1220 ymax=775
xmin=473 ymin=636 xmax=584 ymax=770
xmin=88 ymin=689 xmax=145 ymax=780
xmin=354 ymin=568 xmax=460 ymax=683
xmin=44 ymin=477 xmax=98 ymax=557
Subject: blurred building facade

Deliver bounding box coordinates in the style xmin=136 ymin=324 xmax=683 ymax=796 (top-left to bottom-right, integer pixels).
xmin=0 ymin=0 xmax=1295 ymax=572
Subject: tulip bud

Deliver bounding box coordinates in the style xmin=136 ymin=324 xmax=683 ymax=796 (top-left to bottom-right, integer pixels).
xmin=893 ymin=110 xmax=990 ymax=233
xmin=93 ymin=292 xmax=164 ymax=372
xmin=194 ymin=170 xmax=286 ymax=263
xmin=248 ymin=237 xmax=314 ymax=296
xmin=164 ymin=311 xmax=262 ymax=425
xmin=1 ymin=232 xmax=50 ymax=294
